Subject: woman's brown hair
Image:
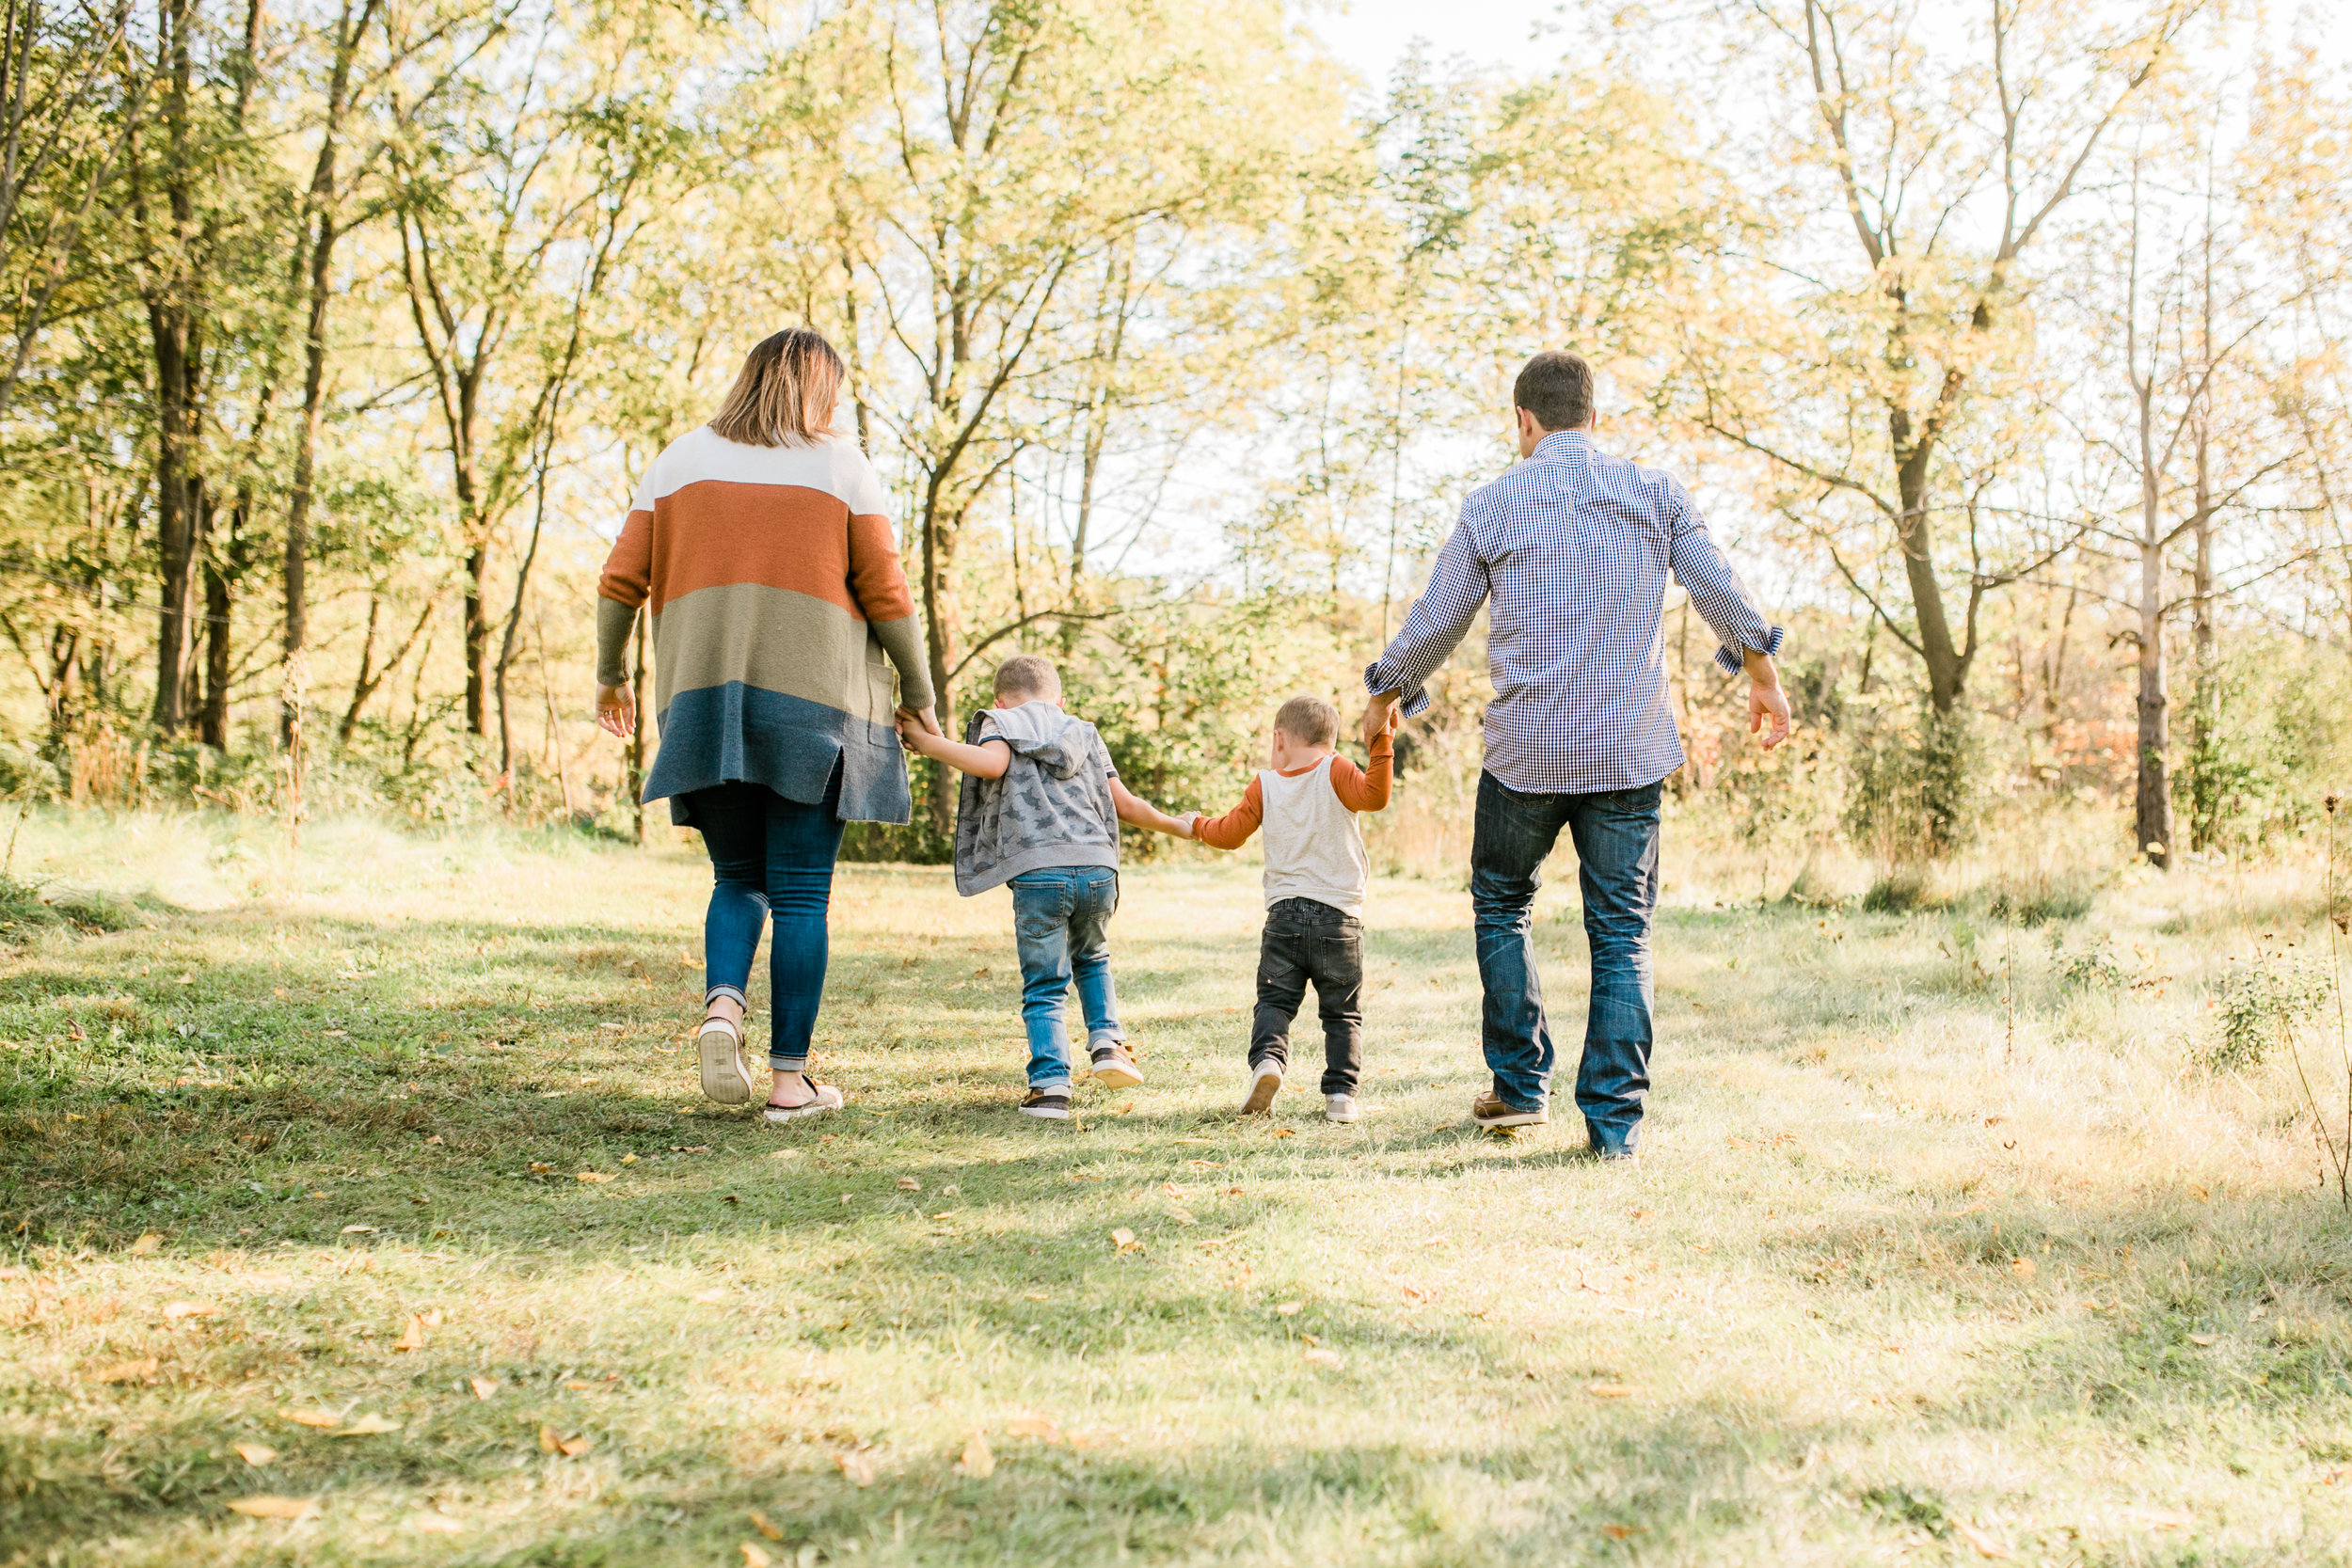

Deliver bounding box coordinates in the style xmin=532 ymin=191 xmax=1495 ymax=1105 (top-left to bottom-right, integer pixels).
xmin=707 ymin=328 xmax=846 ymax=448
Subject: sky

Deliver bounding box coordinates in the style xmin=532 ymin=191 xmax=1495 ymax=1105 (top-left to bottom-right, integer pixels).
xmin=1300 ymin=0 xmax=1574 ymax=90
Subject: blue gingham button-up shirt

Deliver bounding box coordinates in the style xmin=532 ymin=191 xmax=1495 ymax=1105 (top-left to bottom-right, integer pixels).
xmin=1366 ymin=431 xmax=1784 ymax=796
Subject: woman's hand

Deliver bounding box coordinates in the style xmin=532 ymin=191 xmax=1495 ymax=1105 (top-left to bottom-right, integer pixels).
xmin=896 ymin=704 xmax=943 ymax=738
xmin=596 ymin=684 xmax=636 ymax=738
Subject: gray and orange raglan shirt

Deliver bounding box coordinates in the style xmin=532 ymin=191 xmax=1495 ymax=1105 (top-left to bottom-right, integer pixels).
xmin=595 ymin=427 xmax=933 ymax=826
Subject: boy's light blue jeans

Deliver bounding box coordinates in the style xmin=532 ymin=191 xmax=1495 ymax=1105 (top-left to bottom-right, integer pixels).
xmin=1008 ymin=866 xmax=1123 ymax=1090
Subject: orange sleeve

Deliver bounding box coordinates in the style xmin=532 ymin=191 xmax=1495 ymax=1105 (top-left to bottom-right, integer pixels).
xmin=847 ymin=512 xmax=917 ymax=623
xmin=1193 ymin=775 xmax=1263 ymax=850
xmin=1329 ymin=733 xmax=1392 ymax=813
xmin=598 ymin=509 xmax=652 ymax=608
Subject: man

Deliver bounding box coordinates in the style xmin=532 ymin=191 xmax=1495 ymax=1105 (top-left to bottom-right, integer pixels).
xmin=1363 ymin=351 xmax=1790 ymax=1159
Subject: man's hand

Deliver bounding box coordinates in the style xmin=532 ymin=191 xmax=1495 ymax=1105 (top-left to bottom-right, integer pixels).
xmin=596 ymin=684 xmax=636 ymax=738
xmin=1361 ymin=691 xmax=1400 ymax=752
xmin=1745 ymin=654 xmax=1792 ymax=751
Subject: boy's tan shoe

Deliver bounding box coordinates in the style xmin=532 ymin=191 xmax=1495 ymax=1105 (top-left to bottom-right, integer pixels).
xmin=1089 ymin=1045 xmax=1143 ymax=1090
xmin=1470 ymin=1091 xmax=1547 ymax=1129
xmin=1239 ymin=1061 xmax=1283 ymax=1116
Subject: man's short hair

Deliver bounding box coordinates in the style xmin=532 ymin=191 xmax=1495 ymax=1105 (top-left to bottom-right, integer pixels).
xmin=993 ymin=654 xmax=1060 ymax=704
xmin=1273 ymin=694 xmax=1339 ymax=748
xmin=1514 ymin=351 xmax=1596 ymax=433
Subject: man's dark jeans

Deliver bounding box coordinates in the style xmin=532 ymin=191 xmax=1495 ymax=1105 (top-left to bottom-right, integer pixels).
xmin=1249 ymin=896 xmax=1364 ymax=1096
xmin=1470 ymin=770 xmax=1661 ymax=1152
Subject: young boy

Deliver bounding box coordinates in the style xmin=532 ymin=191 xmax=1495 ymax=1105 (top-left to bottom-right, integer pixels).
xmin=1188 ymin=694 xmax=1394 ymax=1123
xmin=898 ymin=654 xmax=1194 ymax=1119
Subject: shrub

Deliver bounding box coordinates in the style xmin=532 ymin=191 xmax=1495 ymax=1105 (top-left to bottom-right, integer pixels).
xmin=2207 ymin=949 xmax=2331 ymax=1072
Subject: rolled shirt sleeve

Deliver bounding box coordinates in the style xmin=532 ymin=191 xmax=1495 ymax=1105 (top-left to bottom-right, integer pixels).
xmin=1363 ymin=512 xmax=1489 ymax=719
xmin=1665 ymin=481 xmax=1784 ymax=674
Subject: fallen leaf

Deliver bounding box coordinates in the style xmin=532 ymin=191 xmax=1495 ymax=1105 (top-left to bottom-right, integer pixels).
xmin=333 ymin=1413 xmax=401 ymax=1436
xmin=578 ymin=1172 xmax=613 ymax=1183
xmin=469 ymin=1377 xmax=500 ymax=1400
xmin=749 ymin=1509 xmax=785 ymax=1541
xmin=2187 ymin=1332 xmax=2217 ymax=1346
xmin=278 ymin=1409 xmax=342 ymax=1428
xmin=564 ymin=1380 xmax=596 ymax=1391
xmin=161 ymin=1300 xmax=215 ymax=1320
xmin=392 ymin=1315 xmax=426 ymax=1352
xmin=1271 ymin=1128 xmax=1295 ymax=1139
xmin=1303 ymin=1347 xmax=1343 ymax=1368
xmin=836 ymin=1449 xmax=879 ymax=1486
xmin=1023 ymin=1291 xmax=1049 ymax=1302
xmin=1950 ymin=1517 xmax=2012 ymax=1559
xmin=538 ymin=1424 xmax=562 ymax=1453
xmin=1004 ymin=1416 xmax=1062 ymax=1442
xmin=741 ymin=1544 xmax=774 ymax=1568
xmin=340 ymin=1225 xmax=375 ymax=1235
xmin=226 ymin=1495 xmax=316 ymax=1520
xmin=1585 ymin=1383 xmax=1635 ymax=1399
xmin=423 ymin=1134 xmax=443 ymax=1146
xmin=898 ymin=1177 xmax=922 ymax=1191
xmin=529 ymin=1162 xmax=553 ymax=1174
xmin=558 ymin=1433 xmax=594 ymax=1457
xmin=93 ymin=1357 xmax=159 ymax=1384
xmin=128 ymin=1232 xmax=162 ymax=1256
xmin=412 ymin=1516 xmax=465 ymax=1534
xmin=621 ymin=1152 xmax=638 ymax=1164
xmin=1111 ymin=1227 xmax=1140 ymax=1253
xmin=1064 ymin=1429 xmax=1120 ymax=1449
xmin=1599 ymin=1524 xmax=1643 ymax=1541
xmin=957 ymin=1432 xmax=995 ymax=1478
xmin=2010 ymin=1257 xmax=2036 ymax=1279
xmin=2188 ymin=1182 xmax=2209 ymax=1202
xmin=1274 ymin=1301 xmax=1302 ymax=1316
xmin=234 ymin=1442 xmax=277 ymax=1466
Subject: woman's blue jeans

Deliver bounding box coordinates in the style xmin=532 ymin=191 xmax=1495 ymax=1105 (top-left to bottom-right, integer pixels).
xmin=686 ymin=775 xmax=845 ymax=1074
xmin=1008 ymin=866 xmax=1123 ymax=1090
xmin=1470 ymin=771 xmax=1661 ymax=1153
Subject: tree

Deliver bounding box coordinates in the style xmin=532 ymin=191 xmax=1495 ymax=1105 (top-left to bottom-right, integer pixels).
xmin=1661 ymin=0 xmax=2201 ymax=730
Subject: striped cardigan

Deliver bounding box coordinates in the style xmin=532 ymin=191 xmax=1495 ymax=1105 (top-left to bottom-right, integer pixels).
xmin=595 ymin=427 xmax=933 ymax=826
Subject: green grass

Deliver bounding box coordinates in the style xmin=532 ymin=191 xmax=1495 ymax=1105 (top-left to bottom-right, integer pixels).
xmin=4 ymin=808 xmax=2352 ymax=1565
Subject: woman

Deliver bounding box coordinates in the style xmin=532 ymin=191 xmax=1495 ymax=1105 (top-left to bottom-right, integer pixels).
xmin=594 ymin=327 xmax=938 ymax=1122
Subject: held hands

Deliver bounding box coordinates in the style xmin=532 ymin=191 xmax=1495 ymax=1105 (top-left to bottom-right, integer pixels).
xmin=1360 ymin=691 xmax=1400 ymax=752
xmin=596 ymin=684 xmax=636 ymax=739
xmin=894 ymin=705 xmax=944 ymax=755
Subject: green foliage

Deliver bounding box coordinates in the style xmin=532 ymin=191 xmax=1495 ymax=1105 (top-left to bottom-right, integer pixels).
xmin=1844 ymin=701 xmax=1980 ymax=863
xmin=2207 ymin=947 xmax=2331 ymax=1072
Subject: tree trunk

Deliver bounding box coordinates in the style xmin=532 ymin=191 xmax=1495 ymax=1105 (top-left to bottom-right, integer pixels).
xmin=920 ymin=485 xmax=960 ymax=837
xmin=200 ymin=538 xmax=232 ymax=747
xmin=464 ymin=541 xmax=489 ymax=736
xmin=628 ymin=610 xmax=647 ymax=843
xmin=1891 ymin=408 xmax=1967 ymax=713
xmin=2132 ymin=376 xmax=2171 ymax=870
xmin=2185 ymin=418 xmax=2220 ymax=852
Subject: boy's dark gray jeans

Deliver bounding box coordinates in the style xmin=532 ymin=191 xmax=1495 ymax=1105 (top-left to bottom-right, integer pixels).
xmin=1249 ymin=896 xmax=1363 ymax=1095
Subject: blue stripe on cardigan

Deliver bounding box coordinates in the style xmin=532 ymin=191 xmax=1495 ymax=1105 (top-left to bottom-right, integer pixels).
xmin=646 ymin=682 xmax=911 ymax=826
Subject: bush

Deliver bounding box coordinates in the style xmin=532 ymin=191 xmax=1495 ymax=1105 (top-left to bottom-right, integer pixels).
xmin=2207 ymin=948 xmax=2332 ymax=1071
xmin=0 ymin=875 xmax=141 ymax=934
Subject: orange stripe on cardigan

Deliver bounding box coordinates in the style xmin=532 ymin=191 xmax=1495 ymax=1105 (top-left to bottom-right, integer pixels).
xmin=594 ymin=480 xmax=915 ymax=623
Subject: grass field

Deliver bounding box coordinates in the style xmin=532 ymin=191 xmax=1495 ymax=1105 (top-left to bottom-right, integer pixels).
xmin=5 ymin=807 xmax=2352 ymax=1566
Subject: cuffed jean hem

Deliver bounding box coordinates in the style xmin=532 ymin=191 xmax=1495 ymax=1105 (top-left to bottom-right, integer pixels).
xmin=706 ymin=984 xmax=748 ymax=1009
xmin=770 ymin=1053 xmax=808 ymax=1074
xmin=1030 ymin=1076 xmax=1073 ymax=1095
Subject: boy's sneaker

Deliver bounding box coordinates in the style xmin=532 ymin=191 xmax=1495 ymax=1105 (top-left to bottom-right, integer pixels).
xmin=1019 ymin=1087 xmax=1072 ymax=1120
xmin=1089 ymin=1045 xmax=1143 ymax=1091
xmin=1470 ymin=1091 xmax=1548 ymax=1129
xmin=1239 ymin=1061 xmax=1283 ymax=1116
xmin=1325 ymin=1094 xmax=1359 ymax=1124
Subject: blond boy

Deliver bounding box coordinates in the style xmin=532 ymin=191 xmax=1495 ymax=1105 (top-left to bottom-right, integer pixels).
xmin=1189 ymin=695 xmax=1395 ymax=1122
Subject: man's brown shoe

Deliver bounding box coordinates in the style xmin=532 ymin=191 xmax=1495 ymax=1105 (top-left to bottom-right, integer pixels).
xmin=1470 ymin=1091 xmax=1547 ymax=1129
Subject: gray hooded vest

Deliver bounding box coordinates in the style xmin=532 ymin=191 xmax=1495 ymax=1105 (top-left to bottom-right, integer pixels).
xmin=950 ymin=701 xmax=1120 ymax=895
